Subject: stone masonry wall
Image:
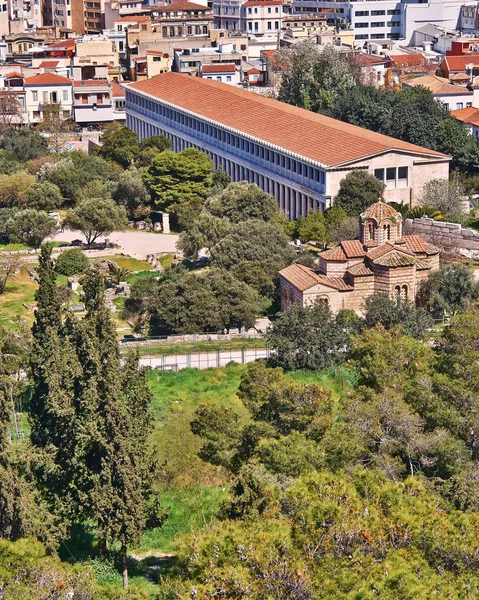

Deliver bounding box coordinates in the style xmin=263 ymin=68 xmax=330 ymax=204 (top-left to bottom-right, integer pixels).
xmin=404 ymin=217 xmax=479 ymax=251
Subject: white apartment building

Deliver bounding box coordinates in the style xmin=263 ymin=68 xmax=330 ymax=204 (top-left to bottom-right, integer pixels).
xmin=199 ymin=63 xmax=240 ymax=84
xmin=292 ymin=0 xmax=479 ymax=45
xmin=241 ymin=0 xmax=282 ymax=34
xmin=351 ymin=1 xmax=403 ymax=44
xmin=24 ymin=72 xmax=73 ymax=124
xmin=214 ymin=0 xmax=282 ymax=33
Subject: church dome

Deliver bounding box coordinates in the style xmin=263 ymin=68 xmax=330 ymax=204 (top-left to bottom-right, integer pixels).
xmin=360 ymin=201 xmax=402 ymax=223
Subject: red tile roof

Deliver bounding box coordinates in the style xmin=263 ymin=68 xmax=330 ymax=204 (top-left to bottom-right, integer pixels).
xmin=201 ymin=64 xmax=236 ymax=74
xmin=315 ymin=275 xmax=353 ymax=291
xmin=38 ymin=60 xmax=59 ymax=68
xmin=320 ymin=246 xmax=347 ymax=261
xmin=279 ymin=263 xmax=323 ymax=291
xmin=451 ymin=106 xmax=479 ymax=126
xmin=111 ymin=81 xmax=125 ymax=97
xmin=5 ymin=71 xmax=23 ymax=79
xmin=47 ymin=38 xmax=75 ymax=49
xmin=361 ymin=201 xmax=401 ymax=222
xmin=115 ymin=14 xmax=151 ymax=21
xmin=388 ymin=53 xmax=427 ymax=66
xmin=341 ymin=239 xmax=366 ymax=258
xmin=24 ymin=73 xmax=72 ymax=86
xmin=247 ymin=67 xmax=261 ymax=74
xmin=355 ymin=54 xmax=387 ymax=67
xmin=397 ymin=234 xmax=428 ymax=254
xmin=442 ymin=55 xmax=479 ymax=73
xmin=346 ymin=263 xmax=374 ymax=277
xmin=146 ymin=50 xmax=165 ymax=55
xmin=160 ymin=1 xmax=209 ymax=10
xmin=403 ymin=74 xmax=472 ymax=96
xmin=127 ymin=72 xmax=448 ymax=168
xmin=372 ymin=248 xmax=416 ymax=267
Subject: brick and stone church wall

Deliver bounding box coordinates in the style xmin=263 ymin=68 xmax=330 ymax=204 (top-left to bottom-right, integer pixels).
xmin=404 ymin=217 xmax=479 ymax=251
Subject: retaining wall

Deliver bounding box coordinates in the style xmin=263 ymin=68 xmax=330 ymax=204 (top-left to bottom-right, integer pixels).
xmin=404 ymin=217 xmax=479 ymax=251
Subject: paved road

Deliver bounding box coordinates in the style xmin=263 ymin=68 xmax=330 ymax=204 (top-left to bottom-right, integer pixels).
xmin=139 ymin=348 xmax=269 ymax=370
xmin=49 ymin=229 xmax=179 ymax=259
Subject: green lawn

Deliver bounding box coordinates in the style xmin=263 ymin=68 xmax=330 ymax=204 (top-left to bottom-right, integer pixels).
xmin=95 ymin=255 xmax=153 ymax=271
xmin=141 ymin=363 xmax=354 ymax=554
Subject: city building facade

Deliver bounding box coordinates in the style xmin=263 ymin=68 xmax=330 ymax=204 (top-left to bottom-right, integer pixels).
xmin=125 ymin=72 xmax=450 ymax=220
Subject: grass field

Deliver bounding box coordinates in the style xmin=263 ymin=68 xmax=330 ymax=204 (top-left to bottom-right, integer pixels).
xmin=139 ymin=363 xmax=354 ymax=554
xmin=95 ymin=255 xmax=153 ymax=271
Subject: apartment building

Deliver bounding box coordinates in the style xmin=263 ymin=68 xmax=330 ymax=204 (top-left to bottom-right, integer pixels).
xmin=199 ymin=62 xmax=240 ymax=83
xmin=73 ymin=78 xmax=125 ymax=124
xmin=151 ymin=2 xmax=214 ymax=37
xmin=240 ymin=0 xmax=282 ymax=34
xmin=126 ymin=72 xmax=450 ymax=218
xmin=351 ymin=1 xmax=403 ymax=44
xmin=173 ymin=44 xmax=242 ymax=74
xmin=24 ymin=71 xmax=73 ymax=123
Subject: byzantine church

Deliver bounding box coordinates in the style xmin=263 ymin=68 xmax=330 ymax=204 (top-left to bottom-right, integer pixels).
xmin=279 ymin=201 xmax=440 ymax=313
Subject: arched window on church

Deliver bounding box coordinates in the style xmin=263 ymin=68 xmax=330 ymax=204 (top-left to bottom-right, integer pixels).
xmin=401 ymin=285 xmax=408 ymax=300
xmin=368 ymin=222 xmax=374 ymax=240
xmin=384 ymin=224 xmax=391 ymax=241
xmin=394 ymin=285 xmax=401 ymax=297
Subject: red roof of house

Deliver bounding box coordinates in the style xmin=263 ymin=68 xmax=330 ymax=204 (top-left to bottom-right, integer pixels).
xmin=451 ymin=105 xmax=479 ymax=126
xmin=202 ymin=64 xmax=236 ymax=74
xmin=24 ymin=73 xmax=72 ymax=86
xmin=46 ymin=38 xmax=75 ymax=50
xmin=127 ymin=72 xmax=448 ymax=168
xmin=146 ymin=50 xmax=165 ymax=56
xmin=442 ymin=55 xmax=479 ymax=73
xmin=38 ymin=60 xmax=60 ymax=68
xmin=5 ymin=71 xmax=23 ymax=79
xmin=111 ymin=81 xmax=125 ymax=97
xmin=388 ymin=53 xmax=426 ymax=66
xmin=115 ymin=14 xmax=151 ymax=22
xmin=355 ymin=54 xmax=387 ymax=66
xmin=160 ymin=1 xmax=209 ymax=10
xmin=247 ymin=67 xmax=261 ymax=74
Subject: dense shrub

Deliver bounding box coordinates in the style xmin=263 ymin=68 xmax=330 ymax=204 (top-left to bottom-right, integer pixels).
xmin=55 ymin=248 xmax=89 ymax=276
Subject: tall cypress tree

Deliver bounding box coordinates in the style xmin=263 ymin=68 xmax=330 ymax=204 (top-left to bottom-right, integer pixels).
xmin=29 ymin=245 xmax=81 ymax=519
xmin=78 ymin=268 xmax=159 ymax=588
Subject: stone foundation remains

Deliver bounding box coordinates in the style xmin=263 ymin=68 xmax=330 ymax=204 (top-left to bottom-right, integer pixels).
xmin=404 ymin=217 xmax=479 ymax=251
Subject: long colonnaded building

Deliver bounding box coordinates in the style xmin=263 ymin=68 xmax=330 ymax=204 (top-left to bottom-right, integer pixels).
xmin=125 ymin=72 xmax=450 ymax=219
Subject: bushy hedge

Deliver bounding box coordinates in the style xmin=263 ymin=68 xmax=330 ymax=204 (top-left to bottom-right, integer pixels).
xmin=55 ymin=248 xmax=89 ymax=276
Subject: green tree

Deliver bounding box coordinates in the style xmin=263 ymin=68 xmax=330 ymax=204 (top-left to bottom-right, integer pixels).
xmin=335 ymin=170 xmax=384 ymax=217
xmin=97 ymin=122 xmax=140 ymax=168
xmin=177 ymin=212 xmax=230 ymax=259
xmin=418 ymin=178 xmax=465 ymax=220
xmin=74 ymin=178 xmax=113 ymax=204
xmin=1 ymin=128 xmax=48 ymax=161
xmin=148 ymin=267 xmax=261 ymax=334
xmin=26 ymin=180 xmax=63 ymax=211
xmin=210 ymin=220 xmax=296 ymax=271
xmin=364 ymin=294 xmax=433 ymax=338
xmin=0 ymin=170 xmax=35 ymax=207
xmin=76 ymin=269 xmax=162 ymax=587
xmin=64 ymin=197 xmax=128 ymax=244
xmin=112 ymin=167 xmax=151 ymax=219
xmin=29 ymin=246 xmax=80 ymax=520
xmin=267 ymin=301 xmax=350 ymax=370
xmin=420 ymin=263 xmax=479 ymax=316
xmin=54 ymin=248 xmax=89 ymax=276
xmin=297 ymin=209 xmax=327 ymax=245
xmin=210 ymin=166 xmax=231 ymax=194
xmin=6 ymin=209 xmax=57 ymax=249
xmin=206 ymin=182 xmax=278 ymax=223
xmin=143 ymin=148 xmax=213 ymax=226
